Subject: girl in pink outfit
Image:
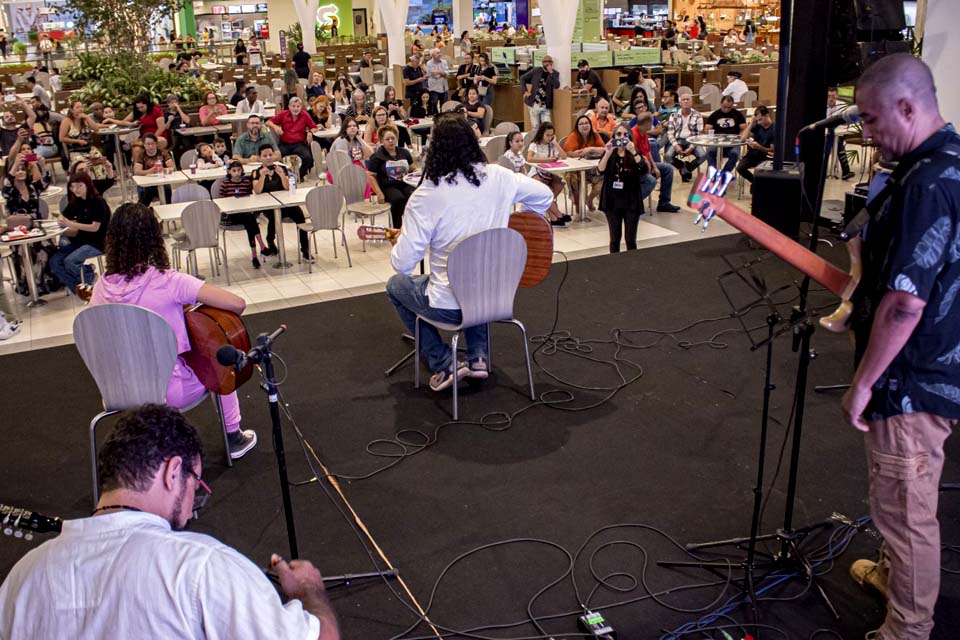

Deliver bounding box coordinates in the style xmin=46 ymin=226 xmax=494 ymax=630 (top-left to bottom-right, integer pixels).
xmin=89 ymin=203 xmax=258 ymax=460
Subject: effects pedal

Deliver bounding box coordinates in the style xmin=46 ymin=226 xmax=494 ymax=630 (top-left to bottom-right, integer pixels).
xmin=577 ymin=610 xmax=616 ymax=639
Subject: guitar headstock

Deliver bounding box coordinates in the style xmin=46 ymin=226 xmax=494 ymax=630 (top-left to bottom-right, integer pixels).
xmin=1 ymin=504 xmax=62 ymax=541
xmin=689 ymin=167 xmax=735 ymax=231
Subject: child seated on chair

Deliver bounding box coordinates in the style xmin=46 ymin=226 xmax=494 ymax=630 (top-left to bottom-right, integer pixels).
xmin=213 ymin=137 xmax=231 ymax=164
xmin=218 ymin=160 xmax=265 ymax=269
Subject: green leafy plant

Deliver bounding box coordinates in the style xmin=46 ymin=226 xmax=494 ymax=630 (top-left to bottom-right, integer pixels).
xmin=64 ymin=52 xmax=214 ymax=112
xmin=284 ymin=22 xmax=332 ymax=50
xmin=11 ymin=41 xmax=27 ymax=57
xmin=64 ymin=0 xmax=182 ymax=54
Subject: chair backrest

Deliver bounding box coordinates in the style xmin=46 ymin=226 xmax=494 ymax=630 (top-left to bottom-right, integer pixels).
xmin=58 ymin=194 xmax=68 ymax=212
xmin=305 ymin=184 xmax=345 ymax=230
xmin=441 ymin=100 xmax=462 ymax=113
xmin=180 ymin=200 xmax=221 ymax=249
xmin=700 ymin=83 xmax=721 ymax=100
xmin=481 ymin=103 xmax=494 ymax=134
xmin=37 ymin=199 xmax=49 ymax=219
xmin=73 ymin=303 xmax=178 ymax=410
xmin=336 ymin=163 xmax=371 ymax=206
xmin=171 ymin=183 xmax=212 ymax=203
xmin=447 ymin=228 xmax=527 ymax=328
xmin=309 ymin=141 xmax=324 ymax=177
xmin=210 ymin=177 xmax=226 ymax=198
xmin=325 ymin=150 xmax=351 ymax=183
xmin=493 ymin=121 xmax=519 ymax=136
xmin=742 ymin=90 xmax=758 ymax=107
xmin=482 ymin=135 xmax=506 ymax=164
xmin=496 ymin=155 xmax=518 ymax=172
xmin=521 ymin=129 xmax=536 ymax=156
xmin=179 ymin=149 xmax=198 ymax=170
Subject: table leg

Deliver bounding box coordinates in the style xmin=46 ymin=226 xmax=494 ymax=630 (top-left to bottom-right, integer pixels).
xmin=272 ymin=207 xmax=292 ymax=270
xmin=577 ymin=169 xmax=590 ymax=223
xmin=114 ymin=142 xmax=129 ymax=202
xmin=21 ymin=245 xmax=44 ymax=307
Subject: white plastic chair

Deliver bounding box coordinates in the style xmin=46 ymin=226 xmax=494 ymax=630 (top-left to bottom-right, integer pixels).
xmin=337 ymin=163 xmax=391 ymax=251
xmin=73 ymin=303 xmax=231 ymax=505
xmin=413 ymin=228 xmax=535 ymax=420
xmin=482 ymin=135 xmax=507 ymax=164
xmin=179 ymin=149 xmax=198 ymax=171
xmin=172 ymin=200 xmax=224 ymax=279
xmin=298 ymin=184 xmax=351 ymax=271
xmin=171 ymin=183 xmax=212 ymax=203
xmin=493 ymin=122 xmax=520 ymax=136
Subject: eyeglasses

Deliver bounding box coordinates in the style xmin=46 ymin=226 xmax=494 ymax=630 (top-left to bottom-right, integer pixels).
xmin=614 ymin=131 xmax=629 ymax=138
xmin=184 ymin=467 xmax=212 ymax=512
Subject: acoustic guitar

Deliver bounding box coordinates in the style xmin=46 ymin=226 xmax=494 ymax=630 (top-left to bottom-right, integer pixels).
xmin=689 ymin=168 xmax=861 ymax=332
xmin=357 ymin=211 xmax=555 ymax=288
xmin=183 ymin=305 xmax=254 ymax=395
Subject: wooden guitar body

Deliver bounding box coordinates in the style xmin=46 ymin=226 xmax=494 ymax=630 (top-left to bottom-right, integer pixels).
xmin=690 ymin=171 xmax=861 ymax=333
xmin=183 ymin=305 xmax=253 ymax=395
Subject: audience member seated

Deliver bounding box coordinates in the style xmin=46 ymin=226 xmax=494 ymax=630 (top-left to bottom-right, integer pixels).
xmin=30 ymin=105 xmax=59 ymax=160
xmin=330 ymin=79 xmax=351 ymax=115
xmin=409 ymin=91 xmax=436 ymax=119
xmin=27 ymin=76 xmax=50 ymax=109
xmin=3 ymin=153 xmax=51 ymax=294
xmin=562 ymin=115 xmax=605 ymax=213
xmin=50 ymin=172 xmax=111 ymax=295
xmin=631 ymin=113 xmax=680 ymax=213
xmin=88 ymin=206 xmax=259 ymax=459
xmin=69 ymin=150 xmax=116 ymax=196
xmin=198 ymin=92 xmax=227 ymax=127
xmin=366 ymin=124 xmax=415 ymax=228
xmin=195 ymin=141 xmax=224 ymax=169
xmin=0 ymin=102 xmax=36 ymax=157
xmin=235 ymin=86 xmax=266 ymax=115
xmin=252 ymin=145 xmax=309 ymax=261
xmin=266 ymin=97 xmax=316 ymax=180
xmin=722 ymin=71 xmax=749 ymax=103
xmin=213 ymin=138 xmax=230 ymax=164
xmin=133 ymin=133 xmax=174 ymax=204
xmin=461 ymin=87 xmax=486 ymax=133
xmin=229 ymin=79 xmax=247 ymax=106
xmin=665 ymin=93 xmax=706 ymax=182
xmin=234 ymin=114 xmax=278 ymax=164
xmin=612 ymin=70 xmax=640 ymax=115
xmin=525 ymin=121 xmax=568 ymax=226
xmin=344 ymin=90 xmax=371 ymax=124
xmin=218 ymin=160 xmax=266 ymax=269
xmin=704 ymin=95 xmax=748 ymax=174
xmin=363 ymin=106 xmax=390 ymax=148
xmin=626 ymin=99 xmax=663 ymax=162
xmin=380 ymin=86 xmax=411 ymax=147
xmin=588 ymin=98 xmax=616 ymax=138
xmin=162 ymin=95 xmax=190 ymax=150
xmin=306 ymin=72 xmax=326 ymax=99
xmin=737 ymin=106 xmax=776 ymax=184
xmin=106 ymin=95 xmax=169 ymax=151
xmin=501 ymin=131 xmax=525 ymax=172
xmin=310 ymin=97 xmax=340 ymax=152
xmin=329 ymin=117 xmax=374 ymax=184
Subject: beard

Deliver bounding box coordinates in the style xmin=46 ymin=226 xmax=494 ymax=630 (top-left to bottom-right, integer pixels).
xmin=168 ymin=482 xmax=192 ymax=531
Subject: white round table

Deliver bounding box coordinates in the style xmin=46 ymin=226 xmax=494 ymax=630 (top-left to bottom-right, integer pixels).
xmin=2 ymin=227 xmax=65 ymax=306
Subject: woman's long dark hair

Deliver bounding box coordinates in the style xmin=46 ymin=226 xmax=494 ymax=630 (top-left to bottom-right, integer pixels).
xmin=422 ymin=113 xmax=486 ymax=187
xmin=629 ymin=86 xmax=649 ymax=111
xmin=532 ymin=121 xmax=555 ymax=145
xmin=104 ymin=202 xmax=170 ymax=280
xmin=573 ymin=115 xmax=597 ymax=147
xmin=337 ymin=116 xmax=358 ymax=140
xmin=132 ymin=95 xmax=154 ymax=121
xmin=66 ymin=171 xmax=101 ymax=204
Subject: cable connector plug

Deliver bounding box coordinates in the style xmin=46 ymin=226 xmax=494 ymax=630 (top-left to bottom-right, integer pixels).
xmin=577 ymin=610 xmax=616 ymax=639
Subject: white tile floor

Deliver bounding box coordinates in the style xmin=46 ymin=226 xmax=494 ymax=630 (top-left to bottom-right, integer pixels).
xmin=0 ymin=169 xmax=857 ymax=356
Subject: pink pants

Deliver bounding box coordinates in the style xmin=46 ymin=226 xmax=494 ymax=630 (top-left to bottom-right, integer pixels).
xmin=865 ymin=412 xmax=958 ymax=640
xmin=166 ymin=357 xmax=241 ymax=432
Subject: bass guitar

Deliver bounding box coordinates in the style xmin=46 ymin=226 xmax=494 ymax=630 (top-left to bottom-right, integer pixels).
xmin=357 ymin=211 xmax=555 ymax=288
xmin=1 ymin=504 xmax=62 ymax=541
xmin=183 ymin=305 xmax=254 ymax=395
xmin=689 ymin=168 xmax=861 ymax=332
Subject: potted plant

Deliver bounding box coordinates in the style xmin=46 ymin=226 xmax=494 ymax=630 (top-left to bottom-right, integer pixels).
xmin=12 ymin=41 xmax=27 ymax=61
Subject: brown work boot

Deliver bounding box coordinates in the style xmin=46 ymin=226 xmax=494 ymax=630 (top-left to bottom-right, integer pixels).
xmin=850 ymin=559 xmax=889 ymax=599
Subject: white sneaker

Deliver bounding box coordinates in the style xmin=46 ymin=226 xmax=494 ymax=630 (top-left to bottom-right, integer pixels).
xmin=0 ymin=319 xmax=21 ymax=341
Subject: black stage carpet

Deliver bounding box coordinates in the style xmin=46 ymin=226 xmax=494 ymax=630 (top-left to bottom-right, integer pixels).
xmin=2 ymin=234 xmax=959 ymax=639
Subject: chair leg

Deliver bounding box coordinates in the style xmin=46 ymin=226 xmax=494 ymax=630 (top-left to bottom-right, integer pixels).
xmin=212 ymin=393 xmax=233 ymax=468
xmin=511 ymin=319 xmax=536 ymax=401
xmin=330 ymin=229 xmax=338 ymax=259
xmin=451 ymin=332 xmax=460 ymax=420
xmin=340 ymin=228 xmax=352 ymax=267
xmin=90 ymin=410 xmax=118 ymax=507
xmin=487 ymin=323 xmax=493 ymax=373
xmin=414 ymin=317 xmax=421 ymax=388
xmin=222 ymin=241 xmax=231 ymax=285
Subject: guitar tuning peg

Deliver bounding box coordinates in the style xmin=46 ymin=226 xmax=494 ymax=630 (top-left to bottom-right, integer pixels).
xmin=24 ymin=533 xmax=33 ymax=542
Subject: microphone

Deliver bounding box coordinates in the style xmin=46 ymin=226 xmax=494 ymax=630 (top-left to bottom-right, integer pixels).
xmin=216 ymin=344 xmax=246 ymax=367
xmin=216 ymin=324 xmax=288 ymax=369
xmin=799 ymin=106 xmax=860 ymax=133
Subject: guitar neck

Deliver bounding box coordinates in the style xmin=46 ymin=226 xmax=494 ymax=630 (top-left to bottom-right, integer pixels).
xmin=699 ymin=195 xmax=856 ymax=300
xmin=1 ymin=504 xmax=63 ymax=535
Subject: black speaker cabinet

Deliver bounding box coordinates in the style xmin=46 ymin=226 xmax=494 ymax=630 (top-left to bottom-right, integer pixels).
xmin=752 ymin=165 xmax=803 ymax=239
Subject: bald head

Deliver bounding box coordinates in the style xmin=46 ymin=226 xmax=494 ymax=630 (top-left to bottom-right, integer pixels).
xmin=857 ymin=54 xmax=938 ymax=112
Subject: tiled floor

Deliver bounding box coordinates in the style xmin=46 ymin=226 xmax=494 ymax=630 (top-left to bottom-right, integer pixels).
xmin=0 ymin=169 xmax=856 ymax=356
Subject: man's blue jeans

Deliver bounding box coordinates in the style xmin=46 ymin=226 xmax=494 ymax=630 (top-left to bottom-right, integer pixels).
xmin=640 ymin=162 xmax=675 ymax=206
xmin=386 ymin=274 xmax=488 ymax=373
xmin=706 ymin=146 xmax=741 ymax=174
xmin=50 ymin=242 xmax=101 ymax=290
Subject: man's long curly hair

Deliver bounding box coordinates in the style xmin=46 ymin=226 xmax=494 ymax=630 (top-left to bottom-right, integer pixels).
xmin=104 ymin=202 xmax=170 ymax=280
xmin=422 ymin=112 xmax=487 ymax=187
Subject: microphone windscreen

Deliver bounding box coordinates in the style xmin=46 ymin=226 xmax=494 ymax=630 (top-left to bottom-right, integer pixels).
xmin=216 ymin=344 xmax=241 ymax=366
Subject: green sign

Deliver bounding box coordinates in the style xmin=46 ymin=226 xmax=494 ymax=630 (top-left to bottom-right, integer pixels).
xmin=573 ymin=0 xmax=603 ymax=42
xmin=318 ymin=0 xmax=353 ymax=37
xmin=614 ymin=48 xmax=662 ymax=66
xmin=576 ymin=50 xmax=613 ymax=68
xmin=490 ymin=47 xmax=516 ymax=65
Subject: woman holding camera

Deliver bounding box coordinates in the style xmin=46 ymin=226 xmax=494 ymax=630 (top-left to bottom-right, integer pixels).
xmin=598 ymin=123 xmax=647 ymax=253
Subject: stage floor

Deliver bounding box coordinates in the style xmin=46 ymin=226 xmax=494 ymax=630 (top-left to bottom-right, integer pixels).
xmin=2 ymin=233 xmax=958 ymax=639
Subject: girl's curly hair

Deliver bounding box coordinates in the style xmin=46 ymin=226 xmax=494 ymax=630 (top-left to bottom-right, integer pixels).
xmin=104 ymin=202 xmax=170 ymax=280
xmin=422 ymin=113 xmax=487 ymax=187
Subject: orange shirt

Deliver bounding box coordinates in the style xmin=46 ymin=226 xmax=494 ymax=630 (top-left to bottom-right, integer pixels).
xmin=562 ymin=132 xmax=604 ymax=153
xmin=590 ymin=112 xmax=616 ymax=136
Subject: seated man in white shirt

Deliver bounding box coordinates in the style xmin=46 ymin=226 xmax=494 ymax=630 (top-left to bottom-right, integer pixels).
xmin=387 ymin=112 xmax=553 ymax=391
xmin=236 ymin=85 xmax=266 ymax=114
xmin=721 ymin=71 xmax=749 ymax=103
xmin=0 ymin=404 xmax=340 ymax=640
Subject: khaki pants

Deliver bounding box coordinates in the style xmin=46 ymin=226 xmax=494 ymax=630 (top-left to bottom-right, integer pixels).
xmin=865 ymin=412 xmax=958 ymax=639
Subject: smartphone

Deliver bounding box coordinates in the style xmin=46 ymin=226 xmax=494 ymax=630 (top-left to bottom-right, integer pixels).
xmin=23 ymin=153 xmax=38 ymax=163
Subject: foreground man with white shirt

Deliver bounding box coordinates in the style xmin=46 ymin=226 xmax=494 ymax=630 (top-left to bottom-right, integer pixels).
xmin=387 ymin=112 xmax=554 ymax=391
xmin=0 ymin=404 xmax=339 ymax=640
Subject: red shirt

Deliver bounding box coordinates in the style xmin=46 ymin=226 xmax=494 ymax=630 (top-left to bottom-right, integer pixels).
xmin=271 ymin=110 xmax=316 ymax=144
xmin=632 ymin=125 xmax=653 ymax=163
xmin=138 ymin=105 xmax=165 ymax=139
